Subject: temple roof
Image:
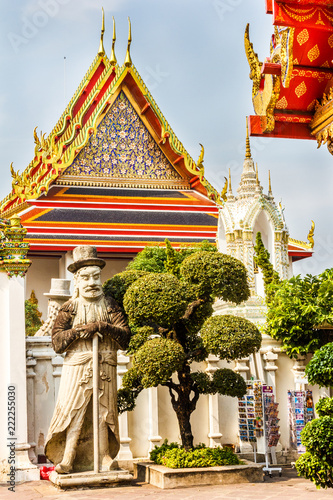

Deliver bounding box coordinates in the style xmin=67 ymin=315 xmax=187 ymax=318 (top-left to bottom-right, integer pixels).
xmin=245 ymin=1 xmax=333 ymax=144
xmin=1 ymin=15 xmax=220 ymax=253
xmin=1 ymin=16 xmax=220 ymax=219
xmin=20 ymin=185 xmax=218 ymax=253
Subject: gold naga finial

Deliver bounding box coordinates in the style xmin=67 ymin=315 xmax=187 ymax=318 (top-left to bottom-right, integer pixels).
xmin=244 ymin=23 xmax=262 ymax=98
xmin=124 ymin=17 xmax=132 ymax=67
xmin=245 ymin=116 xmax=252 ymax=159
xmin=307 ymin=220 xmax=315 ymax=248
xmin=197 ymin=144 xmax=205 ymax=176
xmin=221 ymin=176 xmax=228 ymax=201
xmin=97 ymin=7 xmax=105 ymax=57
xmin=110 ymin=16 xmax=117 ymax=65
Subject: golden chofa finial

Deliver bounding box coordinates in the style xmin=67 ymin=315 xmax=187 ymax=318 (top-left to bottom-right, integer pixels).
xmin=245 ymin=116 xmax=252 ymax=159
xmin=98 ymin=7 xmax=105 ymax=57
xmin=124 ymin=17 xmax=132 ymax=67
xmin=110 ymin=16 xmax=117 ymax=65
xmin=307 ymin=220 xmax=315 ymax=248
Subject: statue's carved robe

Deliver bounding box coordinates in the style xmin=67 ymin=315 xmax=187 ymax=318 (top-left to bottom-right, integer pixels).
xmin=45 ymin=296 xmax=130 ymax=471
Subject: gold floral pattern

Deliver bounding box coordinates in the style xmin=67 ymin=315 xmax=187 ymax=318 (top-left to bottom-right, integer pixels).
xmin=297 ymin=29 xmax=309 ymax=46
xmin=307 ymin=45 xmax=320 ymax=62
xmin=328 ymin=34 xmax=333 ymax=48
xmin=65 ymin=91 xmax=182 ymax=181
xmin=276 ymin=96 xmax=288 ymax=109
xmin=295 ymin=81 xmax=307 ymax=98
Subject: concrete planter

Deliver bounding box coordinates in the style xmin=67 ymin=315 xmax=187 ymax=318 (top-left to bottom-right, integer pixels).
xmin=134 ymin=460 xmax=264 ymax=489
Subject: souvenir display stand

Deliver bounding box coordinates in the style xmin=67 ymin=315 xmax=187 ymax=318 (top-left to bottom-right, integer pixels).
xmin=238 ymin=380 xmax=282 ymax=477
xmin=288 ymin=390 xmax=314 ymax=453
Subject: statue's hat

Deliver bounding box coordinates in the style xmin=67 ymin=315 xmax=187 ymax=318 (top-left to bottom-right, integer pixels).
xmin=67 ymin=245 xmax=106 ymax=273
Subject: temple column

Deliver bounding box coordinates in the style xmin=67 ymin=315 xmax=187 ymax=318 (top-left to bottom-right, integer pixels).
xmin=291 ymin=355 xmax=307 ymax=390
xmin=205 ymin=355 xmax=222 ymax=447
xmin=116 ymin=352 xmax=133 ymax=460
xmin=0 ymin=274 xmax=39 ymax=482
xmin=262 ymin=347 xmax=279 ymax=393
xmin=26 ymin=353 xmax=37 ymax=464
xmin=58 ymin=252 xmax=74 ymax=289
xmin=148 ymin=387 xmax=162 ymax=452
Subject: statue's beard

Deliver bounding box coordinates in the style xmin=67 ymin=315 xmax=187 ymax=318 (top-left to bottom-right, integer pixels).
xmin=72 ymin=296 xmax=109 ymax=327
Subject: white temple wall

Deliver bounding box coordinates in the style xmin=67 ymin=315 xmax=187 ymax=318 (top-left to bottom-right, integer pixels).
xmin=25 ymin=336 xmax=326 ymax=462
xmin=217 ymin=214 xmax=227 ymax=254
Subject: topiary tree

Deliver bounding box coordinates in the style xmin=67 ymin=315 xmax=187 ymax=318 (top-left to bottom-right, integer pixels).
xmin=104 ymin=241 xmax=261 ymax=450
xmin=295 ymin=342 xmax=333 ymax=489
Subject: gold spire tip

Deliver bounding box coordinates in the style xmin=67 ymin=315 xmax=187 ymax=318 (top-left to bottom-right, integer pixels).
xmin=228 ymin=168 xmax=233 ymax=193
xmin=98 ymin=7 xmax=105 ymax=57
xmin=255 ymin=163 xmax=259 ymax=185
xmin=110 ymin=16 xmax=117 ymax=65
xmin=268 ymin=170 xmax=273 ymax=195
xmin=245 ymin=116 xmax=252 ymax=159
xmin=124 ymin=17 xmax=132 ymax=67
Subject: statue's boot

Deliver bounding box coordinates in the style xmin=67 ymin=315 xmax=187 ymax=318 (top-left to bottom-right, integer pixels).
xmin=55 ymin=413 xmax=84 ymax=474
xmin=99 ymin=421 xmax=117 ymax=471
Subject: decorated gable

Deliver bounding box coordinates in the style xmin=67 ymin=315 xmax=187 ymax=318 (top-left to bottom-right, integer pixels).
xmin=62 ymin=91 xmax=186 ymax=188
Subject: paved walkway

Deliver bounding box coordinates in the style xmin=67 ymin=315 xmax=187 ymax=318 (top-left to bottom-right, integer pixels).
xmin=1 ymin=467 xmax=332 ymax=500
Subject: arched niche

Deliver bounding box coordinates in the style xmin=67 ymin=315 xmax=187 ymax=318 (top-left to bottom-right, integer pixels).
xmin=217 ymin=212 xmax=227 ymax=254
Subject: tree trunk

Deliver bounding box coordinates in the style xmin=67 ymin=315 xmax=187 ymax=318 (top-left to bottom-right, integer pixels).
xmin=174 ymin=402 xmax=194 ymax=450
xmin=167 ymin=366 xmax=200 ymax=451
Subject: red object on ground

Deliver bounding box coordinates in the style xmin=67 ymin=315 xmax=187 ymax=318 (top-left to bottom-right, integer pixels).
xmin=40 ymin=466 xmax=55 ymax=480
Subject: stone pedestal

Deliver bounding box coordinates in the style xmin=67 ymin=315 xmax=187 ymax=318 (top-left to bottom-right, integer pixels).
xmin=49 ymin=469 xmax=133 ymax=489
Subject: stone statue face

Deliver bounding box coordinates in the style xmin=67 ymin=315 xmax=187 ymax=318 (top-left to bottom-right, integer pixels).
xmin=76 ymin=265 xmax=103 ymax=301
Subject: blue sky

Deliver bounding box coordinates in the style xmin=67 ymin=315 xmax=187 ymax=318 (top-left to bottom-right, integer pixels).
xmin=0 ymin=0 xmax=332 ymax=276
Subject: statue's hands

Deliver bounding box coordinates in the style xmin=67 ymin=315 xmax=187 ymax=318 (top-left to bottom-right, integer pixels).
xmin=75 ymin=322 xmax=103 ymax=340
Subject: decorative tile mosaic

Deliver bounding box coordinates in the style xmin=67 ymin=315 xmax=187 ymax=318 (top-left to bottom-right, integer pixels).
xmin=64 ymin=91 xmax=182 ymax=181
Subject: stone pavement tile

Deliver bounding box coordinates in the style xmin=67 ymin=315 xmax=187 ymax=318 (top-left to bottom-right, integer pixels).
xmin=3 ymin=468 xmax=333 ymax=500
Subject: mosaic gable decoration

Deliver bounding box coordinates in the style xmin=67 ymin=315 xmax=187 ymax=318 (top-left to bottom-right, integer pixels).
xmin=64 ymin=92 xmax=184 ymax=185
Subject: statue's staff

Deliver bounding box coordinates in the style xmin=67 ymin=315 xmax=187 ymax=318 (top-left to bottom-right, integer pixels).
xmin=92 ymin=332 xmax=100 ymax=473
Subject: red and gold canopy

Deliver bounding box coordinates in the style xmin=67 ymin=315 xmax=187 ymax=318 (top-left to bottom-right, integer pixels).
xmin=246 ymin=0 xmax=333 ymax=147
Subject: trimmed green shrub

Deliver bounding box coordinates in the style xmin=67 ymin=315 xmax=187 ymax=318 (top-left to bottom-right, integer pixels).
xmin=150 ymin=439 xmax=180 ymax=465
xmin=200 ymin=315 xmax=261 ymax=360
xmin=127 ymin=326 xmax=155 ymax=354
xmin=103 ymin=269 xmax=150 ymax=307
xmin=150 ymin=441 xmax=241 ymax=468
xmin=212 ymin=368 xmax=247 ymax=398
xmin=123 ymin=273 xmax=188 ymax=328
xmin=133 ymin=337 xmax=186 ymax=387
xmin=180 ymin=251 xmax=250 ymax=303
